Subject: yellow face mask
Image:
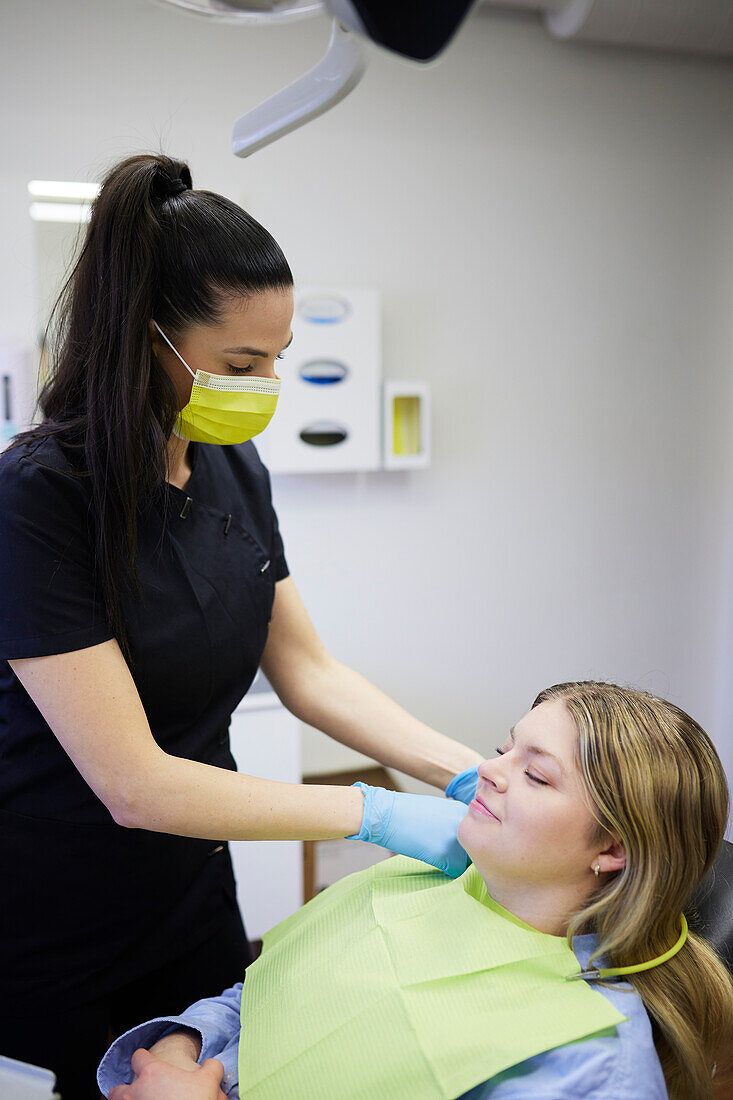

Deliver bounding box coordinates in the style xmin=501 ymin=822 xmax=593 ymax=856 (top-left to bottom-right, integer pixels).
xmin=153 ymin=321 xmax=281 ymax=446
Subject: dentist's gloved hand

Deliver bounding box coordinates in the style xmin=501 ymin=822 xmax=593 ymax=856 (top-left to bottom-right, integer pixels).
xmin=444 ymin=765 xmax=480 ymax=805
xmin=347 ymin=782 xmax=469 ymax=878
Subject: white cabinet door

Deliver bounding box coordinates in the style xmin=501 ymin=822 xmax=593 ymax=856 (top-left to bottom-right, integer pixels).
xmin=227 ymin=693 xmax=303 ymax=941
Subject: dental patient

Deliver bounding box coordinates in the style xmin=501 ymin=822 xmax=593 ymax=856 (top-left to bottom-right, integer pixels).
xmin=98 ymin=681 xmax=733 ymax=1100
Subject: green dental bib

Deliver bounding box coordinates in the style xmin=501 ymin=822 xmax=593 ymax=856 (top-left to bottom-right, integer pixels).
xmin=238 ymin=856 xmax=626 ymax=1099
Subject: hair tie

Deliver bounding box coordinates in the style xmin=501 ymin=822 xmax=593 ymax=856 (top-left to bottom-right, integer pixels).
xmin=165 ymin=177 xmax=189 ymax=198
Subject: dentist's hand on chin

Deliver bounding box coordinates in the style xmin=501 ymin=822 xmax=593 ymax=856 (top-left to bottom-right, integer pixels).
xmin=108 ymin=1048 xmax=227 ymax=1100
xmin=348 ymin=782 xmax=470 ymax=878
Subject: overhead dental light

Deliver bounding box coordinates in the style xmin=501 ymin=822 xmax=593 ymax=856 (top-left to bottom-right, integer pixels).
xmin=153 ymin=0 xmax=477 ymax=157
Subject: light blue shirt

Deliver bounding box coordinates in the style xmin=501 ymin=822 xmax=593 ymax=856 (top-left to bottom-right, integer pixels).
xmin=97 ymin=933 xmax=667 ymax=1099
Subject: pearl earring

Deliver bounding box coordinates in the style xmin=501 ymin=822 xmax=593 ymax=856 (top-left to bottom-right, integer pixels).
xmin=594 ymin=864 xmax=600 ymax=877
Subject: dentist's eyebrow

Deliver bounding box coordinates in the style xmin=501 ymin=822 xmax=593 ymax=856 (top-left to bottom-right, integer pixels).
xmin=222 ymin=332 xmax=294 ymax=357
xmin=509 ymin=726 xmax=568 ymax=777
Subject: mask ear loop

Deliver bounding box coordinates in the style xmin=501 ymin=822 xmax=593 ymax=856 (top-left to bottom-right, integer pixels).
xmin=153 ymin=320 xmax=197 ymax=381
xmin=566 ymin=913 xmax=688 ymax=982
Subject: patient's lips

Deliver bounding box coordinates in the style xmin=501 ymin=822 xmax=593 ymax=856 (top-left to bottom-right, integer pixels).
xmin=470 ymin=796 xmax=500 ymax=822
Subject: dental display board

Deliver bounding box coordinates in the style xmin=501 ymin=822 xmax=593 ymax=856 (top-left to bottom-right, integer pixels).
xmin=260 ymin=285 xmax=382 ymax=474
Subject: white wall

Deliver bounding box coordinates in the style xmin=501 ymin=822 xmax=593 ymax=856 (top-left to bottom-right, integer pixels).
xmin=2 ymin=4 xmax=733 ymax=830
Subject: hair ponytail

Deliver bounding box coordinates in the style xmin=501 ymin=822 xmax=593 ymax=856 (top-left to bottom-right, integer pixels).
xmin=11 ymin=152 xmax=292 ymax=662
xmin=623 ymin=931 xmax=732 ymax=1099
xmin=533 ymin=682 xmax=733 ymax=1100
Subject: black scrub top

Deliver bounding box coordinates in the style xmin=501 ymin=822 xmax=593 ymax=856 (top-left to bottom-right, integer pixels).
xmin=0 ymin=434 xmax=288 ymax=1011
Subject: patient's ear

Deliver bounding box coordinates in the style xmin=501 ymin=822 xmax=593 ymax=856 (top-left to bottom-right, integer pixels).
xmin=593 ymin=838 xmax=626 ymax=876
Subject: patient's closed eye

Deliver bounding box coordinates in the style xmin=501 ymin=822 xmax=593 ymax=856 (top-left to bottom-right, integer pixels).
xmin=495 ymin=747 xmax=549 ymax=786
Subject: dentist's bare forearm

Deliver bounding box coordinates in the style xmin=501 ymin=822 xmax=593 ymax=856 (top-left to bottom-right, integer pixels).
xmin=293 ymin=656 xmax=483 ymax=790
xmin=116 ymin=753 xmax=364 ymax=840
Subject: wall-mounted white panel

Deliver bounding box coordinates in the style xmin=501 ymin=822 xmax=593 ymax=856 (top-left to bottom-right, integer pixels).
xmin=261 ymin=285 xmax=381 ymax=473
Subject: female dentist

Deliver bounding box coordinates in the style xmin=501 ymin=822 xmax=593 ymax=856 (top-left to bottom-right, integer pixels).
xmin=0 ymin=153 xmax=482 ymax=1100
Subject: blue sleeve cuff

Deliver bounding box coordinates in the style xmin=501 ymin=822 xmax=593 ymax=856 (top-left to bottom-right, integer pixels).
xmin=96 ymin=1017 xmax=204 ymax=1096
xmin=97 ymin=983 xmax=244 ymax=1097
xmin=210 ymin=1033 xmax=241 ymax=1098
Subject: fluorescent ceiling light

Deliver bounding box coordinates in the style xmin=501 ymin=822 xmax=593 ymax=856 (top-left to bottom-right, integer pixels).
xmin=30 ymin=202 xmax=92 ymax=223
xmin=28 ymin=180 xmax=100 ymax=201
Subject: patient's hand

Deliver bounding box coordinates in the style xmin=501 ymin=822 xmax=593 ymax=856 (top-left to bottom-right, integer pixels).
xmin=108 ymin=1048 xmax=227 ymax=1100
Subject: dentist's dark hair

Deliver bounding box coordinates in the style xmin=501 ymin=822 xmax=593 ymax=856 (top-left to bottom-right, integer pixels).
xmin=10 ymin=152 xmax=293 ymax=662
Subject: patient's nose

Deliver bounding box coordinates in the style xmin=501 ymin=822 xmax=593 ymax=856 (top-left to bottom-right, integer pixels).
xmin=477 ymin=756 xmax=508 ymax=792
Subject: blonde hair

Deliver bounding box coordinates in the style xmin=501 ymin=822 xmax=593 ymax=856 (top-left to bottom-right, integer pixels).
xmin=532 ymin=681 xmax=733 ymax=1100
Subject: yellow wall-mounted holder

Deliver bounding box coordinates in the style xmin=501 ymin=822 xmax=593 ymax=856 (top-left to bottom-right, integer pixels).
xmin=383 ymin=381 xmax=431 ymax=470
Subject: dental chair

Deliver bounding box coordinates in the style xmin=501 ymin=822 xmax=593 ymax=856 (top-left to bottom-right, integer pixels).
xmin=690 ymin=838 xmax=733 ymax=1098
xmin=692 ymin=838 xmax=733 ymax=970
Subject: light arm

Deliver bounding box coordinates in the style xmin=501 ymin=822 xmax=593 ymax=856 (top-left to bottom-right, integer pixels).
xmin=260 ymin=577 xmax=483 ymax=790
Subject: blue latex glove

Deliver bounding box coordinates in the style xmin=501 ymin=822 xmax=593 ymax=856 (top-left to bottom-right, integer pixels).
xmin=445 ymin=765 xmax=480 ymax=805
xmin=347 ymin=782 xmax=469 ymax=878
